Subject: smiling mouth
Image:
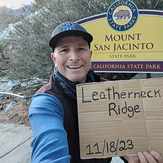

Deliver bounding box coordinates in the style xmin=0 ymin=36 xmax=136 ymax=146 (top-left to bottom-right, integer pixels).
xmin=66 ymin=65 xmax=83 ymax=69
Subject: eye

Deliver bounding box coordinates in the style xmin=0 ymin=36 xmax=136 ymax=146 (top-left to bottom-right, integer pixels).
xmin=59 ymin=48 xmax=68 ymax=54
xmin=78 ymin=47 xmax=87 ymax=51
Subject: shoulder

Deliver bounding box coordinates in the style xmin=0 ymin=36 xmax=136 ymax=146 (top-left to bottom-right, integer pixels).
xmin=35 ymin=75 xmax=54 ymax=94
xmin=36 ymin=83 xmax=51 ymax=93
xmin=88 ymin=70 xmax=107 ymax=82
xmin=31 ymin=93 xmax=60 ymax=106
xmin=29 ymin=93 xmax=63 ymax=117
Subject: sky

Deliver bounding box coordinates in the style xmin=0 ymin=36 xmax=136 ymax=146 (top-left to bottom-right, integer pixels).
xmin=0 ymin=0 xmax=33 ymax=9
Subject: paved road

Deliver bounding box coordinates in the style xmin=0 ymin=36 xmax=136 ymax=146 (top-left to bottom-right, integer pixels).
xmin=0 ymin=123 xmax=31 ymax=163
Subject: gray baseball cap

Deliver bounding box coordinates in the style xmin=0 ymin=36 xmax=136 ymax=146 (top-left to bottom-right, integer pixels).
xmin=49 ymin=22 xmax=93 ymax=49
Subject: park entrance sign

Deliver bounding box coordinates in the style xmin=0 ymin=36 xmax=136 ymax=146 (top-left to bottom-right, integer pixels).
xmin=77 ymin=0 xmax=163 ymax=73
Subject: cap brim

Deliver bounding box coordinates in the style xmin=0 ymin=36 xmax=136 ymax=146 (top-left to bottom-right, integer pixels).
xmin=49 ymin=30 xmax=93 ymax=48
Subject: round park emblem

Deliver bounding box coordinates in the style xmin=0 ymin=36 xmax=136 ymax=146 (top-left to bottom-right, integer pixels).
xmin=107 ymin=0 xmax=139 ymax=31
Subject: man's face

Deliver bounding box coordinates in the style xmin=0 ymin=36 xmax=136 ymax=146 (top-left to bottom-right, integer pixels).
xmin=51 ymin=36 xmax=92 ymax=82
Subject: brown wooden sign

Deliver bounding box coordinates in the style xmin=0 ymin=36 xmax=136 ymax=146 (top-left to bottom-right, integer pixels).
xmin=76 ymin=77 xmax=163 ymax=159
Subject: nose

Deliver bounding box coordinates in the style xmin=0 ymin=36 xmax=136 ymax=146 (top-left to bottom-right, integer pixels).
xmin=68 ymin=50 xmax=80 ymax=61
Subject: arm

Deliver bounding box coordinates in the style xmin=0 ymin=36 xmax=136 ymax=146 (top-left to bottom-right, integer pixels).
xmin=29 ymin=93 xmax=70 ymax=163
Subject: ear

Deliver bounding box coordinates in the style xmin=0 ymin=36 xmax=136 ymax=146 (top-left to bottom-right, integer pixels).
xmin=51 ymin=52 xmax=56 ymax=63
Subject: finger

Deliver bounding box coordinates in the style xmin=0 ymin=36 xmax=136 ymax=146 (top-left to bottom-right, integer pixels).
xmin=143 ymin=151 xmax=157 ymax=163
xmin=138 ymin=152 xmax=148 ymax=163
xmin=150 ymin=151 xmax=163 ymax=163
xmin=124 ymin=154 xmax=137 ymax=158
xmin=124 ymin=154 xmax=139 ymax=163
xmin=124 ymin=153 xmax=137 ymax=160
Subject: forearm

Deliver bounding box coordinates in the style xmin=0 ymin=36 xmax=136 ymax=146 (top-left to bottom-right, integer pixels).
xmin=31 ymin=128 xmax=70 ymax=163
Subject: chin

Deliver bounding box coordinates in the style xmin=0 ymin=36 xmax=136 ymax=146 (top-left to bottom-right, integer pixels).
xmin=68 ymin=75 xmax=86 ymax=82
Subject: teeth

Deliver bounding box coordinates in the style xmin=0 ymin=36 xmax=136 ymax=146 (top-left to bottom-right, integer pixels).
xmin=67 ymin=66 xmax=81 ymax=69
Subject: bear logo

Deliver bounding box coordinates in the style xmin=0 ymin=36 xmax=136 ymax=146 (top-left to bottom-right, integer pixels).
xmin=114 ymin=9 xmax=131 ymax=20
xmin=107 ymin=0 xmax=138 ymax=31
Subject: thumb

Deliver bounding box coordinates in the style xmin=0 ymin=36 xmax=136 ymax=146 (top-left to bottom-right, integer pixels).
xmin=124 ymin=154 xmax=139 ymax=163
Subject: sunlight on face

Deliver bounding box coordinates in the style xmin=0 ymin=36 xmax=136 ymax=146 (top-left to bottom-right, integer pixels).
xmin=0 ymin=0 xmax=33 ymax=9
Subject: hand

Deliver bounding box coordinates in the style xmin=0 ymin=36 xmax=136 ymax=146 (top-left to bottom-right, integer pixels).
xmin=124 ymin=151 xmax=163 ymax=163
xmin=138 ymin=151 xmax=163 ymax=163
xmin=123 ymin=153 xmax=139 ymax=163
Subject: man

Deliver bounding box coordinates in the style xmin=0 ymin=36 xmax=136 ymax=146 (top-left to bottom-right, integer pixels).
xmin=29 ymin=22 xmax=163 ymax=163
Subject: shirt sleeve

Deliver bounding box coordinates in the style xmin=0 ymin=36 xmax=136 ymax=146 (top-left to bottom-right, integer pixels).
xmin=28 ymin=93 xmax=70 ymax=163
